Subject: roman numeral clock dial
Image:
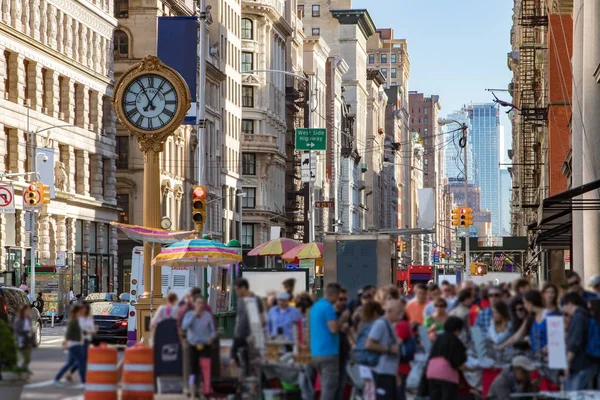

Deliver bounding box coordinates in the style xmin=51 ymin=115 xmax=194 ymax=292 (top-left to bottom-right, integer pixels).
xmin=122 ymin=74 xmax=179 ymax=131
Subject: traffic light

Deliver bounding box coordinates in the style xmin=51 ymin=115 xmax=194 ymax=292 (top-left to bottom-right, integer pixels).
xmin=459 ymin=207 xmax=467 ymax=227
xmin=192 ymin=185 xmax=207 ymax=231
xmin=24 ymin=184 xmax=39 ymax=206
xmin=451 ymin=207 xmax=460 ymax=226
xmin=470 ymin=262 xmax=488 ymax=276
xmin=470 ymin=262 xmax=477 ymax=276
xmin=465 ymin=207 xmax=474 ymax=226
xmin=401 ymin=241 xmax=407 ymax=252
xmin=38 ymin=183 xmax=51 ymax=205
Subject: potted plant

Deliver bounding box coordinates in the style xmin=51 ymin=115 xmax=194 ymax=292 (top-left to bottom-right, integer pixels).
xmin=0 ymin=320 xmax=27 ymax=398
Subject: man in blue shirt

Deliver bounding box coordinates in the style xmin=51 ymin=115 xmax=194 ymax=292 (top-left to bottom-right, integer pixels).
xmin=474 ymin=286 xmax=502 ymax=335
xmin=310 ymin=283 xmax=349 ymax=400
xmin=561 ymin=271 xmax=598 ymax=306
xmin=267 ymin=292 xmax=301 ymax=342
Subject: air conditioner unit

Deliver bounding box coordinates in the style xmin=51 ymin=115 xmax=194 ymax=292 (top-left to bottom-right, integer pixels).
xmin=58 ymin=112 xmax=65 ymax=120
xmin=360 ymin=163 xmax=368 ymax=172
xmin=100 ymin=129 xmax=107 ymax=136
xmin=41 ymin=107 xmax=48 ymax=114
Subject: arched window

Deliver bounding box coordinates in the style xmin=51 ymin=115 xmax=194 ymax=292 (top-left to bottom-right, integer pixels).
xmin=241 ymin=18 xmax=253 ymax=40
xmin=113 ymin=30 xmax=129 ymax=59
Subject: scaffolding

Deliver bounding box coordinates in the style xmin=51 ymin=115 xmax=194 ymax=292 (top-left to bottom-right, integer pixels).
xmin=517 ymin=0 xmax=547 ymax=225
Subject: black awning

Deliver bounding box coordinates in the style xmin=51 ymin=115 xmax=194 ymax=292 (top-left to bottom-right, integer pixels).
xmin=530 ymin=179 xmax=600 ymax=249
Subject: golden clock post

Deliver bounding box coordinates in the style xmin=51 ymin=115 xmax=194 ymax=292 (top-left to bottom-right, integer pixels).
xmin=112 ymin=56 xmax=191 ymax=342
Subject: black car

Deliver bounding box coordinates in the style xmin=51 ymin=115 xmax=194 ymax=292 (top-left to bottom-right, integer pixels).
xmin=90 ymin=302 xmax=129 ymax=345
xmin=0 ymin=286 xmax=43 ymax=347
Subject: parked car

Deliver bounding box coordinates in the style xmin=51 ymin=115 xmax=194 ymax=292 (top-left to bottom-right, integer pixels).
xmin=89 ymin=301 xmax=129 ymax=345
xmin=0 ymin=286 xmax=43 ymax=347
xmin=84 ymin=293 xmax=119 ymax=304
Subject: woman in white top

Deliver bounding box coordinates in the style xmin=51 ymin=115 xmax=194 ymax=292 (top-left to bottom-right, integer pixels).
xmin=66 ymin=304 xmax=97 ymax=382
xmin=150 ymin=292 xmax=179 ymax=331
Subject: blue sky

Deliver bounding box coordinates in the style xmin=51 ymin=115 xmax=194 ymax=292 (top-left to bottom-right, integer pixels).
xmin=353 ymin=0 xmax=514 ymax=139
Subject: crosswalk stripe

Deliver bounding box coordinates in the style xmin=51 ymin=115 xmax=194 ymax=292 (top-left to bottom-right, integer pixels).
xmin=24 ymin=379 xmax=56 ymax=389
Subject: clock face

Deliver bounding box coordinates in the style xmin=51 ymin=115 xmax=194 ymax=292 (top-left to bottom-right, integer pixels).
xmin=122 ymin=74 xmax=179 ymax=131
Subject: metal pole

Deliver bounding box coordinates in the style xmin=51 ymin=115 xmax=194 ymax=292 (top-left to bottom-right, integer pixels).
xmin=28 ymin=106 xmax=37 ymax=297
xmin=308 ymin=77 xmax=315 ymax=242
xmin=197 ymin=0 xmax=207 ymax=189
xmin=462 ymin=124 xmax=471 ymax=279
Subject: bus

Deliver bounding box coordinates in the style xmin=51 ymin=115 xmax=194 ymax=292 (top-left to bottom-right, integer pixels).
xmin=127 ymin=246 xmax=197 ymax=344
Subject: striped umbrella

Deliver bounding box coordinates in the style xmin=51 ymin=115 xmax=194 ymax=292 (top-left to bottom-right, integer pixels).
xmin=281 ymin=242 xmax=324 ymax=263
xmin=247 ymin=237 xmax=299 ymax=257
xmin=110 ymin=221 xmax=195 ymax=244
xmin=152 ymin=239 xmax=242 ymax=267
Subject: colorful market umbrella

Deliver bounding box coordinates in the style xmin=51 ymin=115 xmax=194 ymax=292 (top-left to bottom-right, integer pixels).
xmin=247 ymin=237 xmax=299 ymax=257
xmin=152 ymin=239 xmax=242 ymax=267
xmin=110 ymin=221 xmax=195 ymax=244
xmin=281 ymin=242 xmax=324 ymax=262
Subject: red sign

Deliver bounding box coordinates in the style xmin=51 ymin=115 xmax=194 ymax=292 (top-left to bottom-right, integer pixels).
xmin=315 ymin=201 xmax=335 ymax=208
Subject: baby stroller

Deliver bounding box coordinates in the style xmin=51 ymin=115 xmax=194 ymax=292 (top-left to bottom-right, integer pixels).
xmin=345 ymin=363 xmax=364 ymax=400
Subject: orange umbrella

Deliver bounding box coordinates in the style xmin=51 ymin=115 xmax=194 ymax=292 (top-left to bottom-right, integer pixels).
xmin=247 ymin=237 xmax=299 ymax=256
xmin=281 ymin=242 xmax=324 ymax=262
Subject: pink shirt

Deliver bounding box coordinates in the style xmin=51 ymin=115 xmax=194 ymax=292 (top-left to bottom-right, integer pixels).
xmin=426 ymin=356 xmax=460 ymax=384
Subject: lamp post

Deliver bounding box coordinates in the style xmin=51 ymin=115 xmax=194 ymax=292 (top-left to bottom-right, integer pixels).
xmin=243 ymin=69 xmax=314 ymax=242
xmin=438 ymin=119 xmax=470 ymax=279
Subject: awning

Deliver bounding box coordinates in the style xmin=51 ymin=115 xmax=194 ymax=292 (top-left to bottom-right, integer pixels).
xmin=530 ymin=179 xmax=600 ymax=249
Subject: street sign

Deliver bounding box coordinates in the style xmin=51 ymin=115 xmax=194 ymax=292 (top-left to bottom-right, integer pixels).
xmin=315 ymin=201 xmax=335 ymax=208
xmin=295 ymin=128 xmax=326 ymax=151
xmin=301 ymin=152 xmax=317 ymax=183
xmin=432 ymin=241 xmax=438 ymax=249
xmin=56 ymin=251 xmax=66 ymax=268
xmin=0 ymin=185 xmax=15 ymax=213
xmin=25 ymin=211 xmax=33 ymax=231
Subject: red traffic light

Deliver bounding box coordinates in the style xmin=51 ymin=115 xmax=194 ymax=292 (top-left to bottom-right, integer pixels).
xmin=460 ymin=207 xmax=467 ymax=214
xmin=28 ymin=185 xmax=35 ymax=191
xmin=193 ymin=186 xmax=206 ymax=199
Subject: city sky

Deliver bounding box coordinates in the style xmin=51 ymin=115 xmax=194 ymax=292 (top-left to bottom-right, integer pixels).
xmin=354 ymin=0 xmax=514 ymax=141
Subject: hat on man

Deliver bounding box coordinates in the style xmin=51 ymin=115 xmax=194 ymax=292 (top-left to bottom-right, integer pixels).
xmin=276 ymin=292 xmax=291 ymax=301
xmin=511 ymin=355 xmax=534 ymax=372
xmin=588 ymin=275 xmax=600 ymax=288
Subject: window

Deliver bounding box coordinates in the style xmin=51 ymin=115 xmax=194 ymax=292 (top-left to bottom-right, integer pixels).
xmin=297 ymin=5 xmax=304 ymax=18
xmin=115 ymin=0 xmax=128 ymax=18
xmin=424 ymin=128 xmax=428 ymax=135
xmin=4 ymin=51 xmax=10 ymax=95
xmin=391 ymin=54 xmax=397 ymax=63
xmin=368 ymin=54 xmax=375 ymax=64
xmin=241 ymin=224 xmax=254 ymax=248
xmin=424 ymin=118 xmax=428 ymax=124
xmin=116 ymin=136 xmax=129 ymax=169
xmin=241 ymin=52 xmax=253 ymax=72
xmin=381 ymin=68 xmax=387 ymax=77
xmin=242 ymin=153 xmax=256 ymax=175
xmin=312 ymin=5 xmax=320 ymax=17
xmin=113 ymin=30 xmax=129 ymax=59
xmin=391 ymin=68 xmax=397 ymax=78
xmin=242 ymin=187 xmax=256 ymax=208
xmin=381 ymin=54 xmax=387 ymax=64
xmin=241 ymin=18 xmax=253 ymax=40
xmin=242 ymin=86 xmax=254 ymax=107
xmin=311 ymin=27 xmax=320 ymax=36
xmin=117 ymin=194 xmax=129 ymax=223
xmin=424 ymin=107 xmax=428 ymax=114
xmin=242 ymin=119 xmax=254 ymax=135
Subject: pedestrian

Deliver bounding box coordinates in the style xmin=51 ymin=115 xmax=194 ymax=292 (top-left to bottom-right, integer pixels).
xmin=488 ymin=301 xmax=512 ymax=345
xmin=334 ymin=288 xmax=351 ymax=400
xmin=24 ymin=290 xmax=33 ymax=304
xmin=309 ymin=283 xmax=348 ymax=400
xmin=182 ymin=296 xmax=217 ymax=399
xmin=589 ymin=275 xmax=600 ymax=295
xmin=352 ymin=290 xmax=374 ymax=328
xmin=474 ymin=286 xmax=503 ymax=336
xmin=353 ymin=300 xmax=383 ymax=400
xmin=13 ymin=304 xmax=34 ymax=372
xmin=405 ymin=283 xmax=427 ymax=325
xmin=19 ymin=282 xmax=28 ymax=292
xmin=425 ymin=316 xmax=473 ymax=400
xmin=266 ymin=292 xmax=302 ymax=343
xmin=35 ymin=292 xmax=44 ymax=315
xmin=449 ymin=288 xmax=473 ymax=345
xmin=54 ymin=304 xmax=86 ymax=387
xmin=500 ymin=290 xmax=548 ymax=357
xmin=65 ymin=304 xmax=96 ymax=383
xmin=231 ymin=278 xmax=264 ymax=376
xmin=282 ymin=278 xmax=297 ymax=306
xmin=395 ymin=297 xmax=413 ymax=400
xmin=441 ymin=280 xmax=457 ymax=310
xmin=151 ymin=292 xmax=179 ymax=330
xmin=424 ymin=298 xmax=448 ymax=341
xmin=365 ymin=299 xmax=404 ymax=399
xmin=587 ymin=298 xmax=600 ymax=389
xmin=375 ymin=285 xmax=399 ymax=305
xmin=541 ymin=282 xmax=561 ymax=316
xmin=486 ymin=355 xmax=537 ymax=399
xmin=69 ymin=287 xmax=76 ymax=302
xmin=423 ymin=283 xmax=442 ymax=318
xmin=561 ymin=292 xmax=596 ymax=390
xmin=563 ymin=271 xmax=598 ymax=304
xmin=508 ymin=296 xmax=528 ymax=334
xmin=177 ymin=288 xmax=203 ymax=397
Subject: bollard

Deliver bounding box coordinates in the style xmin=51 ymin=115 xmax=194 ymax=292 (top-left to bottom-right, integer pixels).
xmin=121 ymin=342 xmax=154 ymax=400
xmin=51 ymin=312 xmax=54 ymax=328
xmin=84 ymin=343 xmax=118 ymax=400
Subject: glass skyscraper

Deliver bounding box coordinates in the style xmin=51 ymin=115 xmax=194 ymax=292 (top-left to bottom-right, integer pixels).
xmin=467 ymin=104 xmax=501 ymax=236
xmin=444 ymin=110 xmax=474 ymax=183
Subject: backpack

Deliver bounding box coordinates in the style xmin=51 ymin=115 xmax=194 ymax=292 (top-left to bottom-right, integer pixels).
xmin=353 ymin=322 xmax=380 ymax=367
xmin=400 ymin=335 xmax=417 ymax=363
xmin=585 ymin=317 xmax=600 ymax=359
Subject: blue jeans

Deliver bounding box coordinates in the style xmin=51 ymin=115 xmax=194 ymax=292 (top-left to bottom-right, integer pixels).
xmin=69 ymin=341 xmax=89 ymax=374
xmin=564 ymin=367 xmax=594 ymax=391
xmin=55 ymin=345 xmax=86 ymax=383
xmin=334 ymin=359 xmax=348 ymax=400
xmin=397 ymin=373 xmax=407 ymax=400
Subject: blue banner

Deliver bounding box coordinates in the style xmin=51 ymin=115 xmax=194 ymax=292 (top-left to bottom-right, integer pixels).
xmin=157 ymin=16 xmax=197 ymax=125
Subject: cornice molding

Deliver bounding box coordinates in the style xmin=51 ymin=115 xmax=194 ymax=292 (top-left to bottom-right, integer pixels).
xmin=48 ymin=0 xmax=117 ymax=39
xmin=331 ymin=9 xmax=377 ymax=39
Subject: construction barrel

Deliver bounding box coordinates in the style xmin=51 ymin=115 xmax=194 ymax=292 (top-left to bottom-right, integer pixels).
xmin=84 ymin=343 xmax=118 ymax=400
xmin=121 ymin=342 xmax=155 ymax=400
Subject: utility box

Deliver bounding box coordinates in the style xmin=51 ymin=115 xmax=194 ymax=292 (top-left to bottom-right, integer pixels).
xmin=323 ymin=234 xmax=396 ymax=296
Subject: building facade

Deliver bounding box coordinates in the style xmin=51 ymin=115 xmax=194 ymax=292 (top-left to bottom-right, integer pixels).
xmin=0 ymin=0 xmax=119 ymax=296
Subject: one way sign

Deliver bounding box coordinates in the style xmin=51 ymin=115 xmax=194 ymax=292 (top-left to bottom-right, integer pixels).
xmin=301 ymin=153 xmax=317 ymax=183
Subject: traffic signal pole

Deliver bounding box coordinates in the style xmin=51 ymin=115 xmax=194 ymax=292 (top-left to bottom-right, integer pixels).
xmin=29 ymin=111 xmax=37 ymax=296
xmin=462 ymin=124 xmax=471 ymax=280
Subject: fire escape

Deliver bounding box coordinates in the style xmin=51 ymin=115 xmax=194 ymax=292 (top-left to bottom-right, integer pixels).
xmin=518 ymin=0 xmax=547 ymax=225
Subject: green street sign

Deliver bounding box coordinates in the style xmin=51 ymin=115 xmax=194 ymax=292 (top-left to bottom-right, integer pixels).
xmin=295 ymin=128 xmax=327 ymax=151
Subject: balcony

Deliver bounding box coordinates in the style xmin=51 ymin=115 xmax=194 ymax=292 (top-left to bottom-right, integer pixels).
xmin=242 ymin=133 xmax=278 ymax=153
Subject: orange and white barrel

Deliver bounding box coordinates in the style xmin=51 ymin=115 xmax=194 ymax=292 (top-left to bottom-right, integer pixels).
xmin=84 ymin=343 xmax=118 ymax=400
xmin=121 ymin=342 xmax=154 ymax=400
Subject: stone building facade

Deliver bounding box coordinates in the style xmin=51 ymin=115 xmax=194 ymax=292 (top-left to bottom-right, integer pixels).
xmin=0 ymin=0 xmax=119 ymax=296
